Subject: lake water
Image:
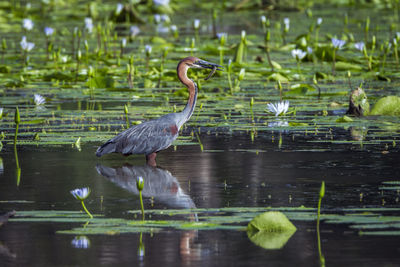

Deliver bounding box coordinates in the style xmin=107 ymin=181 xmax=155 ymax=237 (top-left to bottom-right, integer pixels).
xmin=1 ymin=132 xmax=400 ymax=266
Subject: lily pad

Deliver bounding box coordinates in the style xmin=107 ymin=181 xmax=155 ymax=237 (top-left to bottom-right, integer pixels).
xmin=247 ymin=211 xmax=297 ymax=249
xmin=370 ymin=96 xmax=400 ymax=116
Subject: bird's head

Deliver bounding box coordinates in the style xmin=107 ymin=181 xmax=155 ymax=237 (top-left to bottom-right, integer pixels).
xmin=180 ymin=56 xmax=222 ymax=80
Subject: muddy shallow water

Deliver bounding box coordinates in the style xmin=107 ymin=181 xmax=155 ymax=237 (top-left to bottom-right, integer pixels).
xmin=1 ymin=133 xmax=400 ymax=266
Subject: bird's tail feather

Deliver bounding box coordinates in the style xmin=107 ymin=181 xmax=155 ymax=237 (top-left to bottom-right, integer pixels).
xmin=96 ymin=141 xmax=116 ymax=157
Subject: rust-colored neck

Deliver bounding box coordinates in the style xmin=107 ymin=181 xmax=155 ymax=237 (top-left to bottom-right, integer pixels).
xmin=177 ymin=60 xmax=198 ymax=127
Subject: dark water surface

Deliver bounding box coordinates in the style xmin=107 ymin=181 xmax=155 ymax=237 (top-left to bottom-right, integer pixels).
xmin=1 ymin=133 xmax=400 ymax=266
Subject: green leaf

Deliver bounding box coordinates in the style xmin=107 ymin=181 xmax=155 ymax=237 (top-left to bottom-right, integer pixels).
xmin=247 ymin=211 xmax=297 ymax=249
xmin=267 ymin=73 xmax=289 ymax=82
xmin=336 ymin=115 xmax=354 ymax=122
xmin=286 ymin=83 xmax=315 ymax=95
xmin=335 ymin=62 xmax=363 ymax=71
xmin=370 ymin=96 xmax=400 ymax=116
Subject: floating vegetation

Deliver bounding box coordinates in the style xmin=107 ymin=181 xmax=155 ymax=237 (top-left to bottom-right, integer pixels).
xmin=8 ymin=206 xmax=400 ymax=236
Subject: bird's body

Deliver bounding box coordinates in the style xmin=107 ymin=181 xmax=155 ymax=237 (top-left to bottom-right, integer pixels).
xmin=96 ymin=56 xmax=221 ymax=166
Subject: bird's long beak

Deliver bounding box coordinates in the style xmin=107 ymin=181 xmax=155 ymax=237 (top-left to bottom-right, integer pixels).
xmin=195 ymin=59 xmax=222 ymax=80
xmin=195 ymin=59 xmax=223 ymax=71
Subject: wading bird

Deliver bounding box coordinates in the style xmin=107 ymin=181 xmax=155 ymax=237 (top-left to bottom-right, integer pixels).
xmin=96 ymin=56 xmax=221 ymax=166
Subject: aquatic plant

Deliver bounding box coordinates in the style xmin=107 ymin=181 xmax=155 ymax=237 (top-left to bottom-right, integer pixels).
xmin=71 ymin=236 xmax=90 ymax=249
xmin=70 ymin=187 xmax=93 ymax=219
xmin=247 ymin=211 xmax=297 ymax=249
xmin=136 ymin=176 xmax=145 ymax=220
xmin=217 ymin=33 xmax=227 ymax=65
xmin=267 ymin=101 xmax=289 ymax=117
xmin=282 ymin=17 xmax=290 ymax=44
xmin=14 ymin=107 xmax=20 ymax=148
xmin=34 ymin=94 xmax=46 ymax=106
xmin=331 ymin=38 xmax=346 ymax=75
xmin=317 ymin=181 xmax=325 ymax=266
xmin=22 ymin=18 xmax=34 ymax=31
xmin=291 ymin=49 xmax=306 ymax=73
xmin=234 ymin=30 xmax=247 ymax=64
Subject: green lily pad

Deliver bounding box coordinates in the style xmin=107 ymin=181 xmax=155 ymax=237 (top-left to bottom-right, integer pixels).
xmin=247 ymin=211 xmax=297 ymax=249
xmin=370 ymin=96 xmax=400 ymax=116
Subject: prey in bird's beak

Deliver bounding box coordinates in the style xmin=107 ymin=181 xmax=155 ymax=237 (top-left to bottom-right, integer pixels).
xmin=194 ymin=59 xmax=223 ymax=80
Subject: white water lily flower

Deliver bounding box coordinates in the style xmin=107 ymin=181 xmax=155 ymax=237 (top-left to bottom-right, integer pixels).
xmin=44 ymin=26 xmax=54 ymax=36
xmin=20 ymin=36 xmax=35 ymax=52
xmin=71 ymin=236 xmax=90 ymax=249
xmin=307 ymin=47 xmax=313 ymax=54
xmin=317 ymin=17 xmax=323 ymax=26
xmin=121 ymin=38 xmax=127 ymax=47
xmin=130 ymin=26 xmax=140 ymax=37
xmin=283 ymin=17 xmax=290 ymax=31
xmin=332 ymin=38 xmax=346 ymax=49
xmin=153 ymin=0 xmax=170 ymax=6
xmin=70 ymin=187 xmax=91 ymax=201
xmin=193 ymin=19 xmax=200 ymax=29
xmin=354 ymin=41 xmax=365 ymax=52
xmin=61 ymin=56 xmax=69 ymax=63
xmin=291 ymin=49 xmax=306 ymax=60
xmin=145 ymin=45 xmax=152 ymax=55
xmin=216 ymin=32 xmax=227 ymax=40
xmin=260 ymin=15 xmax=266 ymax=24
xmin=154 ymin=14 xmax=161 ymax=24
xmin=267 ymin=101 xmax=290 ymax=116
xmin=116 ymin=3 xmax=123 ymax=15
xmin=22 ymin=18 xmax=34 ymax=30
xmin=34 ymin=94 xmax=46 ymax=105
xmin=84 ymin=18 xmax=93 ymax=33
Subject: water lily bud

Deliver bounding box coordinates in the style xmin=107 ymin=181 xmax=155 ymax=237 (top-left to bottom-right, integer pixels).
xmin=313 ymin=75 xmax=318 ymax=85
xmin=277 ymin=80 xmax=283 ymax=91
xmin=190 ymin=38 xmax=195 ymax=49
xmin=121 ymin=38 xmax=127 ymax=48
xmin=2 ymin=38 xmax=7 ymax=50
xmin=14 ymin=107 xmax=20 ymax=124
xmin=145 ymin=45 xmax=152 ymax=57
xmin=228 ymin=59 xmax=232 ymax=72
xmin=136 ymin=176 xmax=144 ymax=191
xmin=193 ymin=19 xmax=200 ymax=30
xmin=88 ymin=66 xmax=94 ymax=77
xmin=372 ymin=35 xmax=376 ymax=50
xmin=163 ymin=47 xmax=169 ymax=58
xmin=306 ymin=9 xmax=312 ymax=18
xmin=126 ymin=63 xmax=130 ymax=74
xmin=265 ymin=29 xmax=270 ymax=42
xmin=77 ymin=50 xmax=82 ymax=61
xmin=241 ymin=30 xmax=246 ymax=41
xmin=365 ymin=17 xmax=370 ymax=33
xmin=219 ymin=33 xmax=226 ymax=46
xmin=319 ymin=181 xmax=325 ymax=198
xmin=238 ymin=68 xmax=245 ymax=81
xmin=129 ymin=55 xmax=134 ymax=65
xmin=84 ymin=40 xmax=89 ymax=52
xmin=250 ymin=97 xmax=254 ymax=107
xmin=124 ymin=104 xmax=128 ymax=114
xmin=347 ymin=70 xmax=351 ymax=78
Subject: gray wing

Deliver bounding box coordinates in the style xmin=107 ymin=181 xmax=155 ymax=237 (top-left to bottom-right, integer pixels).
xmin=96 ymin=117 xmax=179 ymax=157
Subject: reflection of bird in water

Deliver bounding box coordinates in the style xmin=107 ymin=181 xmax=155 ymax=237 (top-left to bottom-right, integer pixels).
xmin=96 ymin=163 xmax=196 ymax=209
xmin=0 ymin=211 xmax=17 ymax=260
xmin=96 ymin=57 xmax=221 ymax=166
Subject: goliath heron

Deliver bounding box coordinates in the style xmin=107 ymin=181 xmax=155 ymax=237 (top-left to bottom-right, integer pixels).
xmin=96 ymin=56 xmax=221 ymax=166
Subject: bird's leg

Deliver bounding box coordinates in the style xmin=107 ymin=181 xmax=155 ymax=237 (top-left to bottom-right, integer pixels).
xmin=146 ymin=152 xmax=157 ymax=167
